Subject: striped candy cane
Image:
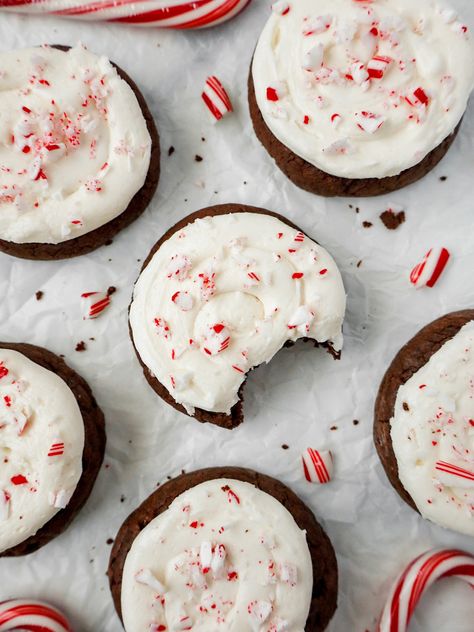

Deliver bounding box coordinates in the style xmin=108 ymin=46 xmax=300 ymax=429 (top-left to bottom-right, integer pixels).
xmin=0 ymin=0 xmax=252 ymax=28
xmin=378 ymin=549 xmax=474 ymax=632
xmin=0 ymin=599 xmax=72 ymax=631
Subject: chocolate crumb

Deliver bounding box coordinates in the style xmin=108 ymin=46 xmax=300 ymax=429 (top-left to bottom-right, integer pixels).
xmin=356 ymin=260 xmax=362 ymax=268
xmin=168 ymin=146 xmax=175 ymax=156
xmin=439 ymin=176 xmax=447 ymax=181
xmin=403 ymin=402 xmax=410 ymax=411
xmin=281 ymin=444 xmax=289 ymax=450
xmin=362 ymin=221 xmax=373 ymax=228
xmin=106 ymin=538 xmax=114 ymax=545
xmin=107 ymin=286 xmax=117 ymax=296
xmin=349 ymin=204 xmax=353 ymax=209
xmin=75 ymin=341 xmax=87 ymax=352
xmin=380 ymin=209 xmax=406 ymax=230
xmin=35 ymin=290 xmax=44 ymax=301
xmin=195 ymin=155 xmax=203 ymax=162
xmin=330 ymin=425 xmax=338 ymax=431
xmin=353 ymin=419 xmax=359 ymax=426
xmin=201 ymin=137 xmax=206 ymax=142
xmin=120 ymin=495 xmax=126 ymax=503
xmin=355 ymin=207 xmax=360 ymax=213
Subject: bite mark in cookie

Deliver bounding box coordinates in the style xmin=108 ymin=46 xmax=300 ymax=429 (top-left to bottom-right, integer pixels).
xmin=129 ymin=204 xmax=346 ymax=429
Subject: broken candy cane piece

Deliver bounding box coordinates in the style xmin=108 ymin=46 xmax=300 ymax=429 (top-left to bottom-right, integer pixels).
xmin=303 ymin=14 xmax=333 ymax=36
xmin=81 ymin=291 xmax=111 ymax=319
xmin=279 ymin=562 xmax=298 ymax=586
xmin=171 ymin=291 xmax=194 ymax=312
xmin=409 ymin=247 xmax=450 ymax=288
xmin=350 ymin=62 xmax=369 ymax=85
xmin=377 ymin=549 xmax=474 ymax=632
xmin=302 ymin=448 xmax=334 ymax=484
xmin=247 ymin=600 xmax=273 ymax=630
xmin=302 ymin=43 xmax=324 ymax=71
xmin=266 ymin=81 xmax=288 ymax=102
xmin=135 ymin=568 xmax=166 ymax=594
xmin=47 ymin=440 xmax=65 ymax=457
xmin=167 ymin=254 xmax=192 ymax=281
xmin=202 ymin=76 xmax=233 ymax=122
xmin=288 ymin=306 xmax=315 ymax=335
xmin=434 ymin=461 xmax=474 ymax=488
xmin=202 ymin=323 xmax=231 ymax=356
xmin=272 ymin=1 xmax=291 ymax=16
xmin=367 ymin=55 xmax=392 ymax=79
xmin=49 ymin=488 xmax=73 ymax=509
xmin=355 ymin=111 xmax=385 ymax=133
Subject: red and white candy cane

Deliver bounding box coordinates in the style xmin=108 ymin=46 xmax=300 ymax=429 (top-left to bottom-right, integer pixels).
xmin=202 ymin=76 xmax=233 ymax=122
xmin=81 ymin=290 xmax=112 ymax=319
xmin=0 ymin=0 xmax=252 ymax=28
xmin=302 ymin=448 xmax=333 ymax=484
xmin=410 ymin=247 xmax=450 ymax=288
xmin=378 ymin=549 xmax=474 ymax=632
xmin=0 ymin=599 xmax=72 ymax=632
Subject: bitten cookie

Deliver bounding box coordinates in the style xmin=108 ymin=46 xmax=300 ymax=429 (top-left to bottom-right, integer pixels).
xmin=0 ymin=44 xmax=160 ymax=260
xmin=0 ymin=342 xmax=106 ymax=556
xmin=249 ymin=0 xmax=474 ymax=197
xmin=108 ymin=467 xmax=338 ymax=632
xmin=374 ymin=310 xmax=474 ymax=537
xmin=129 ymin=204 xmax=346 ymax=429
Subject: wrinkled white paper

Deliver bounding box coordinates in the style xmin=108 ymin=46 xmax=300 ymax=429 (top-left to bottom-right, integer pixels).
xmin=0 ymin=2 xmax=473 ymax=630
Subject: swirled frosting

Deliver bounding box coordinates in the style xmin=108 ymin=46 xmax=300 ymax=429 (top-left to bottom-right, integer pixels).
xmin=121 ymin=478 xmax=313 ymax=632
xmin=0 ymin=44 xmax=151 ymax=244
xmin=129 ymin=211 xmax=346 ymax=415
xmin=0 ymin=349 xmax=84 ymax=553
xmin=252 ymin=0 xmax=474 ymax=179
xmin=391 ymin=321 xmax=474 ymax=536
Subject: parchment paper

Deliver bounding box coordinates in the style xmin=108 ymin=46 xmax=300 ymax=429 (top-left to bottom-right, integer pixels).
xmin=0 ymin=2 xmax=473 ymax=630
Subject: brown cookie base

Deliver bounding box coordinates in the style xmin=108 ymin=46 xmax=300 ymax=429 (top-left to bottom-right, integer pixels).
xmin=373 ymin=310 xmax=474 ymax=512
xmin=0 ymin=45 xmax=160 ymax=261
xmin=108 ymin=467 xmax=338 ymax=632
xmin=248 ymin=70 xmax=461 ymax=198
xmin=0 ymin=342 xmax=106 ymax=556
xmin=130 ymin=203 xmax=341 ymax=430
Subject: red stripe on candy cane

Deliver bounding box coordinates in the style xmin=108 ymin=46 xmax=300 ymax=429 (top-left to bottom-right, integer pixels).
xmin=0 ymin=599 xmax=72 ymax=631
xmin=377 ymin=549 xmax=474 ymax=632
xmin=410 ymin=247 xmax=450 ymax=288
xmin=202 ymin=76 xmax=233 ymax=121
xmin=302 ymin=449 xmax=333 ymax=484
xmin=435 ymin=461 xmax=474 ymax=483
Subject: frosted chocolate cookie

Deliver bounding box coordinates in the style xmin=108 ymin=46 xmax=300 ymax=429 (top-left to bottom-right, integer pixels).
xmin=108 ymin=467 xmax=338 ymax=632
xmin=249 ymin=0 xmax=474 ymax=197
xmin=0 ymin=342 xmax=105 ymax=556
xmin=374 ymin=311 xmax=474 ymax=537
xmin=129 ymin=204 xmax=346 ymax=429
xmin=0 ymin=44 xmax=159 ymax=260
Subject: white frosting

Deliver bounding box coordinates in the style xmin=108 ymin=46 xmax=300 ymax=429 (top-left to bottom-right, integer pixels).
xmin=252 ymin=0 xmax=474 ymax=179
xmin=0 ymin=45 xmax=151 ymax=244
xmin=129 ymin=212 xmax=346 ymax=414
xmin=121 ymin=478 xmax=313 ymax=632
xmin=391 ymin=321 xmax=474 ymax=536
xmin=0 ymin=349 xmax=84 ymax=553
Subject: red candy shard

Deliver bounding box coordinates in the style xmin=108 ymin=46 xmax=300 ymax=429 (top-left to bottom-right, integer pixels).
xmin=410 ymin=247 xmax=450 ymax=288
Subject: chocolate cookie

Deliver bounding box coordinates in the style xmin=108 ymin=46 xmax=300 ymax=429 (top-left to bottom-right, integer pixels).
xmin=248 ymin=72 xmax=460 ymax=198
xmin=108 ymin=467 xmax=338 ymax=632
xmin=374 ymin=310 xmax=474 ymax=513
xmin=0 ymin=45 xmax=160 ymax=261
xmin=0 ymin=342 xmax=106 ymax=556
xmin=129 ymin=203 xmax=346 ymax=430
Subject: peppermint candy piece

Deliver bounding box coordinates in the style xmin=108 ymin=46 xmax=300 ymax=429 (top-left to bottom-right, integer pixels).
xmin=355 ymin=111 xmax=385 ymax=133
xmin=266 ymin=81 xmax=288 ymax=102
xmin=410 ymin=247 xmax=450 ymax=288
xmin=81 ymin=291 xmax=111 ymax=319
xmin=135 ymin=568 xmax=166 ymax=594
xmin=377 ymin=549 xmax=474 ymax=632
xmin=201 ymin=323 xmax=231 ymax=356
xmin=302 ymin=448 xmax=333 ymax=484
xmin=272 ymin=1 xmax=290 ymax=16
xmin=434 ymin=461 xmax=474 ymax=488
xmin=0 ymin=599 xmax=72 ymax=632
xmin=171 ymin=291 xmax=194 ymax=312
xmin=247 ymin=600 xmax=273 ymax=630
xmin=302 ymin=43 xmax=324 ymax=71
xmin=367 ymin=55 xmax=393 ymax=79
xmin=202 ymin=76 xmax=233 ymax=122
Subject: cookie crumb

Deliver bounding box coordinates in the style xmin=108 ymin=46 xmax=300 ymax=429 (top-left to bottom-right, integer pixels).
xmin=353 ymin=419 xmax=359 ymax=426
xmin=362 ymin=221 xmax=373 ymax=228
xmin=120 ymin=495 xmax=126 ymax=503
xmin=330 ymin=425 xmax=338 ymax=431
xmin=168 ymin=146 xmax=175 ymax=156
xmin=356 ymin=260 xmax=362 ymax=268
xmin=403 ymin=402 xmax=410 ymax=411
xmin=439 ymin=176 xmax=447 ymax=181
xmin=106 ymin=538 xmax=114 ymax=545
xmin=380 ymin=209 xmax=406 ymax=230
xmin=35 ymin=290 xmax=44 ymax=301
xmin=281 ymin=444 xmax=289 ymax=450
xmin=75 ymin=341 xmax=87 ymax=352
xmin=107 ymin=286 xmax=117 ymax=296
xmin=195 ymin=155 xmax=203 ymax=162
